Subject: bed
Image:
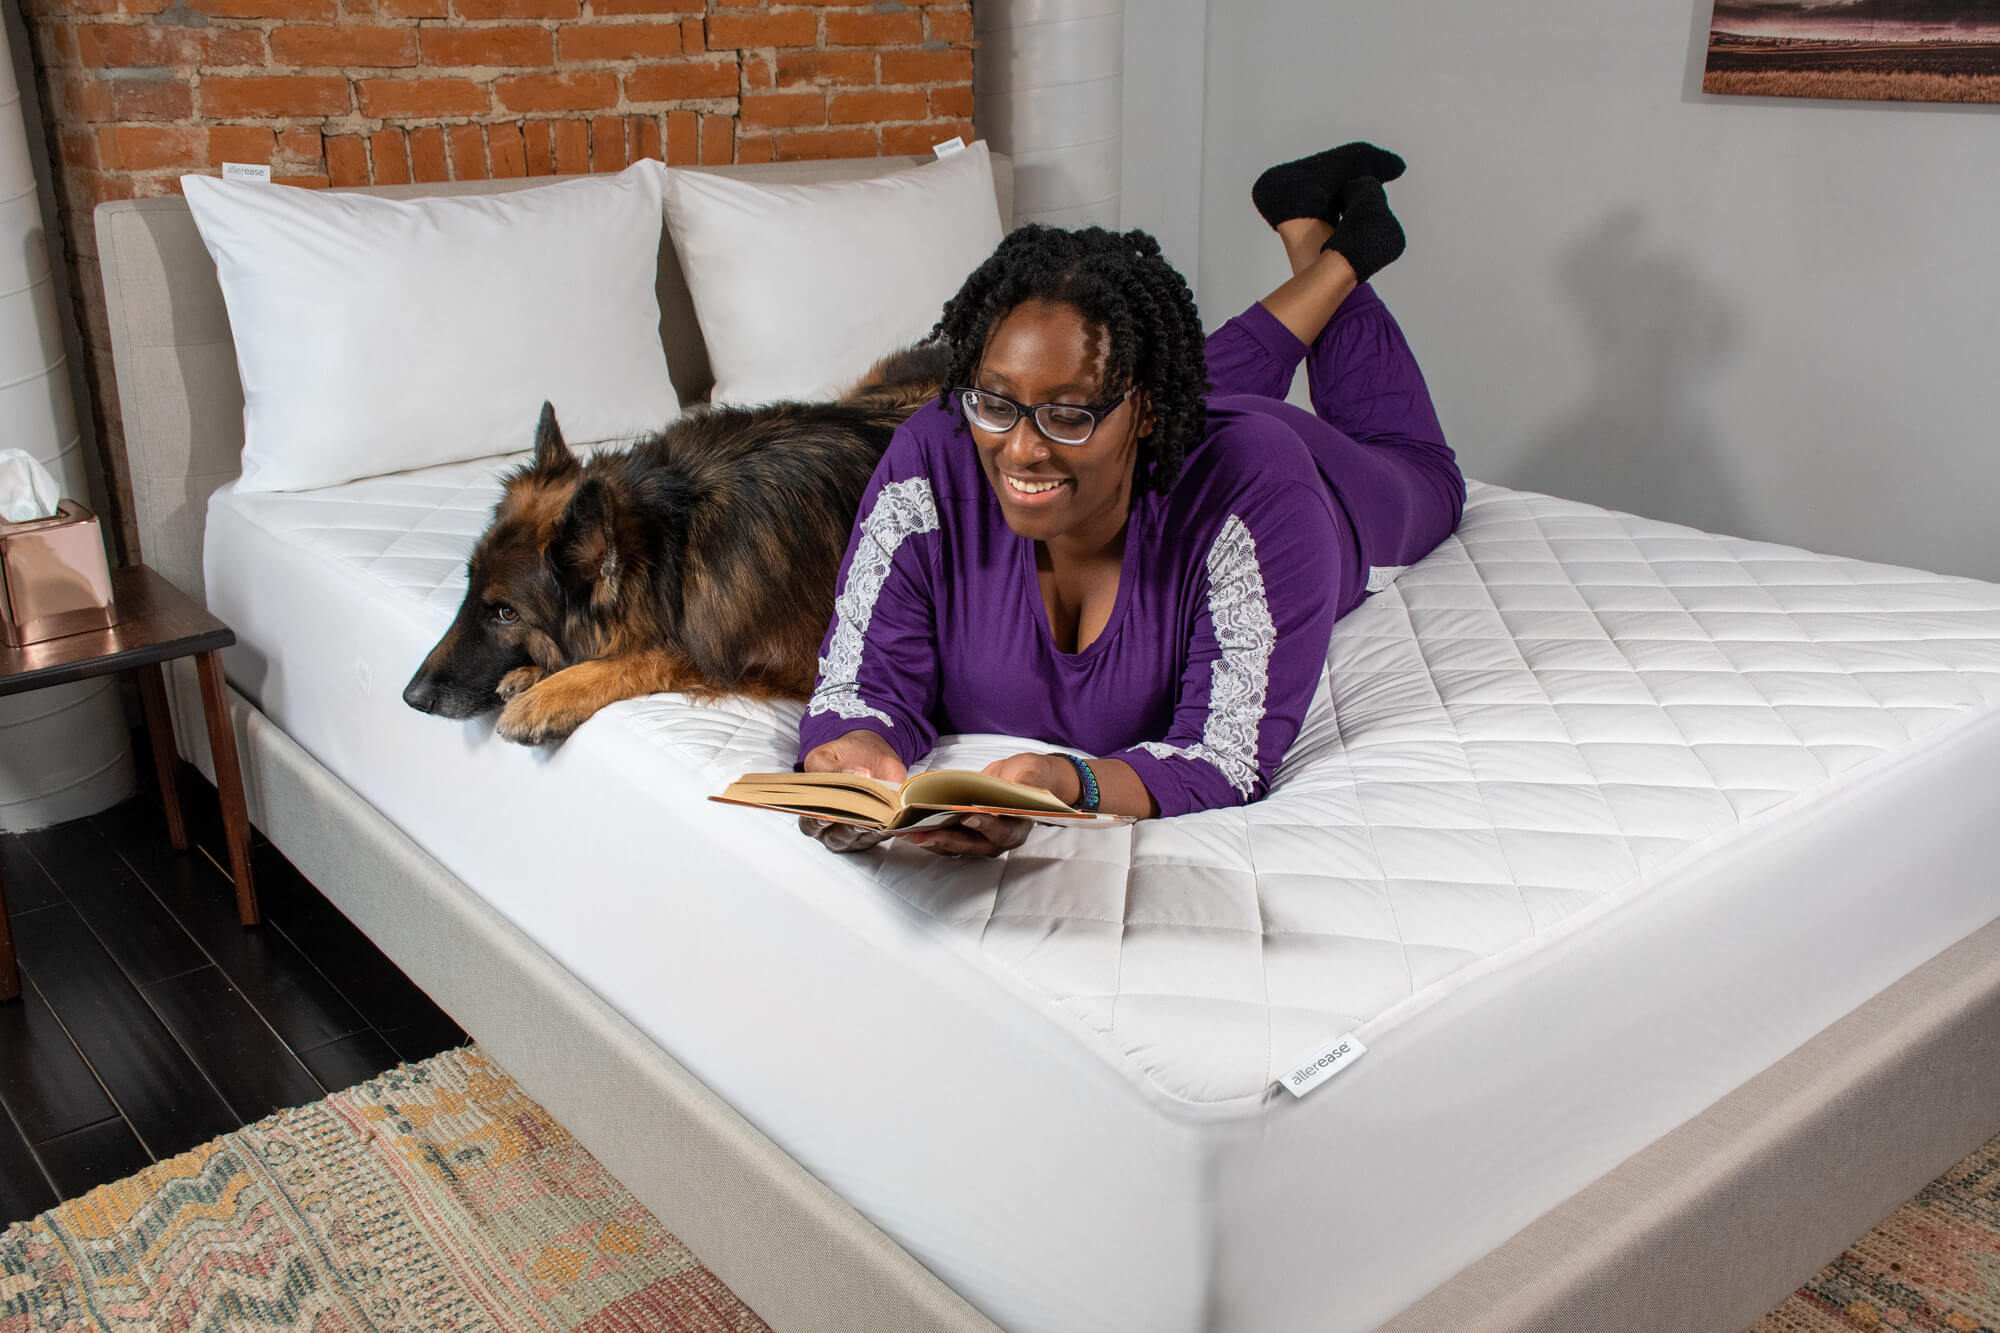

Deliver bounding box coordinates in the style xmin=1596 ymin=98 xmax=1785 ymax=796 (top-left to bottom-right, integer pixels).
xmin=96 ymin=159 xmax=2000 ymax=1333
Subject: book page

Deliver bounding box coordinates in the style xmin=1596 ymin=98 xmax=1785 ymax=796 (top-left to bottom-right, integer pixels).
xmin=720 ymin=772 xmax=902 ymax=823
xmin=896 ymin=769 xmax=1075 ymax=815
xmin=731 ymin=770 xmax=902 ymax=801
xmin=724 ymin=785 xmax=897 ymax=822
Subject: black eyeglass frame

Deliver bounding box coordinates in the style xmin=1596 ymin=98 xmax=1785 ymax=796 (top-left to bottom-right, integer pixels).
xmin=951 ymin=385 xmax=1133 ymax=447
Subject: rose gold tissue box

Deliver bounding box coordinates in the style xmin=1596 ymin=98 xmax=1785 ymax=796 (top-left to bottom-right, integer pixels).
xmin=0 ymin=500 xmax=118 ymax=648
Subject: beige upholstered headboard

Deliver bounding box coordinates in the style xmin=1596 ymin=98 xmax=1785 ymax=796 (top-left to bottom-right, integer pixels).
xmin=94 ymin=152 xmax=1014 ymax=606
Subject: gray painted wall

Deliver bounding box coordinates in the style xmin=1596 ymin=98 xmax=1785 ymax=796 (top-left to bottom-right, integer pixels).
xmin=1124 ymin=0 xmax=2000 ymax=581
xmin=1121 ymin=0 xmax=1208 ymax=291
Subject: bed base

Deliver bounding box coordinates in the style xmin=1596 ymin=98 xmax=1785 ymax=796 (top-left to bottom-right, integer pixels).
xmin=1380 ymin=895 xmax=2000 ymax=1332
xmin=170 ymin=675 xmax=2000 ymax=1333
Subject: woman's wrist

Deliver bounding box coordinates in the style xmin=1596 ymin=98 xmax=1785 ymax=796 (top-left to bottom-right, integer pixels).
xmin=804 ymin=727 xmax=904 ymax=778
xmin=837 ymin=728 xmax=897 ymax=757
xmin=1042 ymin=753 xmax=1083 ymax=805
xmin=1054 ymin=753 xmax=1100 ymax=811
xmin=1087 ymin=757 xmax=1159 ymax=820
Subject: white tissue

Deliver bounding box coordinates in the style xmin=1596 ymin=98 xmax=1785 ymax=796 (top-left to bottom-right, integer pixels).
xmin=0 ymin=449 xmax=61 ymax=522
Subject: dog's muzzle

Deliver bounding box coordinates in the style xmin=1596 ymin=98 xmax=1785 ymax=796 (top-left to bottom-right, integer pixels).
xmin=402 ymin=671 xmax=444 ymax=714
xmin=402 ymin=668 xmax=497 ymax=718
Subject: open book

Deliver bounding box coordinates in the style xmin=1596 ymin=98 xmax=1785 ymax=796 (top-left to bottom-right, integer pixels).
xmin=710 ymin=769 xmax=1135 ymax=833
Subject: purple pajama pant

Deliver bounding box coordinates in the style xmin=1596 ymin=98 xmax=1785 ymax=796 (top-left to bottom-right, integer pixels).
xmin=1203 ymin=286 xmax=1466 ymax=615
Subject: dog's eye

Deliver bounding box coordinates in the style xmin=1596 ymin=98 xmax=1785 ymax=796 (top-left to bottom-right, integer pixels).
xmin=492 ymin=604 xmax=519 ymax=625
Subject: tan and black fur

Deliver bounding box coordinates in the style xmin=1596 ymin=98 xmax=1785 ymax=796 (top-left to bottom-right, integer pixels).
xmin=402 ymin=347 xmax=947 ymax=744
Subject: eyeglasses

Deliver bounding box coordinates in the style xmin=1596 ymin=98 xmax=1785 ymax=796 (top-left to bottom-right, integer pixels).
xmin=952 ymin=385 xmax=1130 ymax=447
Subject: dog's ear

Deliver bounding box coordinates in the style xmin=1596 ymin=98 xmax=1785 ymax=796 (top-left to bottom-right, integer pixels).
xmin=554 ymin=475 xmax=621 ymax=604
xmin=533 ymin=402 xmax=576 ymax=476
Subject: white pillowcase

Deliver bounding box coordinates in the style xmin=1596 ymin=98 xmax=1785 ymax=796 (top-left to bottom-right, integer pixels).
xmin=183 ymin=162 xmax=679 ymax=494
xmin=662 ymin=142 xmax=1004 ymax=406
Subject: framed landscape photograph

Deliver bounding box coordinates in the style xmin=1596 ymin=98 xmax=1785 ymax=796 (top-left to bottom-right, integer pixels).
xmin=1704 ymin=1 xmax=2000 ymax=104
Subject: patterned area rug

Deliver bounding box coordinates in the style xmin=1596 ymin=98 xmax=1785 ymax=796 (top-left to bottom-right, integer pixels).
xmin=0 ymin=1047 xmax=770 ymax=1332
xmin=4 ymin=1044 xmax=1996 ymax=1333
xmin=1750 ymin=1130 xmax=2000 ymax=1333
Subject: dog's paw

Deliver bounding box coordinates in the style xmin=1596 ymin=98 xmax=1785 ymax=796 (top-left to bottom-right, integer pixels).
xmin=496 ymin=665 xmax=547 ymax=701
xmin=496 ymin=687 xmax=591 ymax=745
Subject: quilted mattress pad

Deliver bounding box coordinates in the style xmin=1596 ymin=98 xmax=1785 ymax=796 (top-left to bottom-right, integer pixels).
xmin=206 ymin=455 xmax=2000 ymax=1332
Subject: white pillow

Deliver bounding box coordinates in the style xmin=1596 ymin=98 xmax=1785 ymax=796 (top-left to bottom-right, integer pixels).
xmin=662 ymin=142 xmax=1004 ymax=406
xmin=182 ymin=162 xmax=679 ymax=494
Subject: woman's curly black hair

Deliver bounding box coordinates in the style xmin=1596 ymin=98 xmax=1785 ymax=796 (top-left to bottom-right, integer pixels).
xmin=930 ymin=224 xmax=1209 ymax=496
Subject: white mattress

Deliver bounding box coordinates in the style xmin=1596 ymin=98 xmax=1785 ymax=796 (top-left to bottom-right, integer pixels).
xmin=206 ymin=456 xmax=2000 ymax=1333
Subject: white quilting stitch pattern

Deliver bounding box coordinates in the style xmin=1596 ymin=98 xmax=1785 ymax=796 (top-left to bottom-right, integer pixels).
xmin=807 ymin=476 xmax=939 ymax=727
xmin=1134 ymin=515 xmax=1276 ymax=797
xmin=211 ymin=462 xmax=2000 ymax=1106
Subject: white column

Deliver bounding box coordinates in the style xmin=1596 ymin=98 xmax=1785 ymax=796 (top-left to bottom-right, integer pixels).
xmin=0 ymin=19 xmax=134 ymax=831
xmin=974 ymin=0 xmax=1124 ymax=228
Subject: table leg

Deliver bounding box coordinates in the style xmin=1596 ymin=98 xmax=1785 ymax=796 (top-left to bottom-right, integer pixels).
xmin=0 ymin=853 xmax=17 ymax=1002
xmin=195 ymin=650 xmax=260 ymax=926
xmin=136 ymin=662 xmax=188 ymax=851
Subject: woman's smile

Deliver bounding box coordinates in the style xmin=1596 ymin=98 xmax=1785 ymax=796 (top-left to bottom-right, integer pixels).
xmin=1000 ymin=471 xmax=1072 ymax=503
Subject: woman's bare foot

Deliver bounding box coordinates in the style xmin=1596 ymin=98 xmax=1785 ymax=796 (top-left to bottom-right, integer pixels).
xmin=1276 ymin=217 xmax=1335 ymax=277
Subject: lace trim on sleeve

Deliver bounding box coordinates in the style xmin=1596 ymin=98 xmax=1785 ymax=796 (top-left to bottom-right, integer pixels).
xmin=807 ymin=476 xmax=940 ymax=727
xmin=1135 ymin=514 xmax=1276 ymax=797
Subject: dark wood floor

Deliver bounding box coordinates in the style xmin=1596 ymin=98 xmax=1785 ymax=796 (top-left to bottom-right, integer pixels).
xmin=0 ymin=735 xmax=467 ymax=1228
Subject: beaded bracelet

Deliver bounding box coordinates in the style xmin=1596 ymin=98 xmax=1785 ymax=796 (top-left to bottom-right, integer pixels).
xmin=1060 ymin=753 xmax=1101 ymax=813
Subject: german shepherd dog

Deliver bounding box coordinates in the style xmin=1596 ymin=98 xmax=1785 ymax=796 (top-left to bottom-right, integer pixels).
xmin=402 ymin=348 xmax=947 ymax=744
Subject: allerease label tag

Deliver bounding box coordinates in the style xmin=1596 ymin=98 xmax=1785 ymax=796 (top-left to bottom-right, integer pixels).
xmin=1281 ymin=1032 xmax=1367 ymax=1098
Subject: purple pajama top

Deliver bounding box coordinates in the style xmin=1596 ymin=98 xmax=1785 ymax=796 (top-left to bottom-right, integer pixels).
xmin=796 ymin=287 xmax=1465 ymax=818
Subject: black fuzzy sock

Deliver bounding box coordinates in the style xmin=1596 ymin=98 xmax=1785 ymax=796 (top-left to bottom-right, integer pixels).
xmin=1251 ymin=141 xmax=1407 ymax=228
xmin=1322 ymin=177 xmax=1404 ymax=283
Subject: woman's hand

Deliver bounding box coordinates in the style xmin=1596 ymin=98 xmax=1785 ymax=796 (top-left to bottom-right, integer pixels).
xmin=798 ymin=815 xmax=895 ymax=854
xmin=902 ymin=813 xmax=1032 ymax=859
xmin=982 ymin=751 xmax=1082 ymax=804
xmin=798 ymin=730 xmax=908 ymax=854
xmin=892 ymin=750 xmax=1075 ymax=860
xmin=997 ymin=751 xmax=1158 ymax=822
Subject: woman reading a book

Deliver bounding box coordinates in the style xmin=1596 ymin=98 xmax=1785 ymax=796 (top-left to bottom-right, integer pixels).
xmin=799 ymin=142 xmax=1465 ymax=857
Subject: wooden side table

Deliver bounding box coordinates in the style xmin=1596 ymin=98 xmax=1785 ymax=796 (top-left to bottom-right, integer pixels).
xmin=0 ymin=565 xmax=258 ymax=1001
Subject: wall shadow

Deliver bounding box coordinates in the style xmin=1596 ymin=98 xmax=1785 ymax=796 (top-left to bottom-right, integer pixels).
xmin=1511 ymin=210 xmax=1751 ymax=538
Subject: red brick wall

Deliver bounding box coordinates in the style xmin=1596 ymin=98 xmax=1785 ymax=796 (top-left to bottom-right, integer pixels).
xmin=17 ymin=0 xmax=974 ymax=556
